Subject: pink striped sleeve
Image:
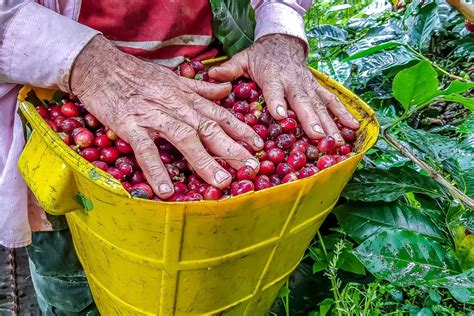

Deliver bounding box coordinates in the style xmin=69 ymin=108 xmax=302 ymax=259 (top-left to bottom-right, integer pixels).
xmin=251 ymin=0 xmax=312 ymax=50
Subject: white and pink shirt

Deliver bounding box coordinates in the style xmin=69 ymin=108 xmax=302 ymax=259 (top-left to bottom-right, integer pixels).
xmin=0 ymin=0 xmax=311 ymax=248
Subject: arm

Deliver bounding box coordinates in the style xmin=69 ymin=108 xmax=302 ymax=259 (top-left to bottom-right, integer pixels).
xmin=251 ymin=0 xmax=311 ymax=51
xmin=0 ymin=2 xmax=262 ymax=198
xmin=209 ymin=1 xmax=359 ymax=145
xmin=0 ymin=1 xmax=99 ymax=90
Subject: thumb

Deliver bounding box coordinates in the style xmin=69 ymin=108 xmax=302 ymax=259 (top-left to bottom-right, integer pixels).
xmin=208 ymin=52 xmax=247 ymax=82
xmin=180 ymin=77 xmax=232 ymax=100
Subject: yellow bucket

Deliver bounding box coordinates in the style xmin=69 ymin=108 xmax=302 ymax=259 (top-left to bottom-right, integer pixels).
xmin=18 ymin=58 xmax=379 ymax=315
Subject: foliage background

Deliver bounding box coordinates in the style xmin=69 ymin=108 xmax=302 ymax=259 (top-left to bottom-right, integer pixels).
xmin=271 ymin=0 xmax=473 ymax=315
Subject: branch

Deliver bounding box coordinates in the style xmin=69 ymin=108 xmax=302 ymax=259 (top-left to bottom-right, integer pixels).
xmin=383 ymin=128 xmax=474 ymax=210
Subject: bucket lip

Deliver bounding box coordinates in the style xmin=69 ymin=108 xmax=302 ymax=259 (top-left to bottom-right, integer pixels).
xmin=18 ymin=61 xmax=380 ymax=206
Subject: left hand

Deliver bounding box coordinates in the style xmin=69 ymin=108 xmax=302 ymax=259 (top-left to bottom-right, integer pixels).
xmin=209 ymin=34 xmax=360 ymax=145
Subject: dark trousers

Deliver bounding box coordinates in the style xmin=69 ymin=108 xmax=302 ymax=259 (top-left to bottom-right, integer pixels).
xmin=26 ymin=216 xmax=98 ymax=316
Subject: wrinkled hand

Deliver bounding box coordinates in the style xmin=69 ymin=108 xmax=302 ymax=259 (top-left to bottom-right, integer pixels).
xmin=209 ymin=34 xmax=360 ymax=145
xmin=70 ymin=35 xmax=262 ymax=199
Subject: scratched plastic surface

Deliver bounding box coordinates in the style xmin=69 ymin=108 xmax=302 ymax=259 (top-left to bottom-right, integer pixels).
xmin=18 ymin=57 xmax=379 ymax=315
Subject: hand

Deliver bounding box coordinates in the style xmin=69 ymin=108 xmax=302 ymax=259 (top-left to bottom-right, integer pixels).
xmin=209 ymin=34 xmax=360 ymax=145
xmin=70 ymin=36 xmax=263 ymax=199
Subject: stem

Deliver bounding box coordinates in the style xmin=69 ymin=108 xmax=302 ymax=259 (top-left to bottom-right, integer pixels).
xmin=317 ymin=232 xmax=341 ymax=315
xmin=317 ymin=231 xmax=328 ymax=256
xmin=383 ymin=127 xmax=474 ymax=210
xmin=405 ymin=45 xmax=467 ymax=82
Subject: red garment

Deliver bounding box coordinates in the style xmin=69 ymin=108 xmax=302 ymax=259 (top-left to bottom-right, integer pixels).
xmin=78 ymin=0 xmax=215 ymax=62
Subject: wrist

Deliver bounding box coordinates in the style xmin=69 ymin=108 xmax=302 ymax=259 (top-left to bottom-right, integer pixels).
xmin=70 ymin=35 xmax=130 ymax=98
xmin=255 ymin=34 xmax=306 ymax=60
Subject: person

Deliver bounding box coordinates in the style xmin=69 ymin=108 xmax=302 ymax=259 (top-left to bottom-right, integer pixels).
xmin=0 ymin=0 xmax=359 ymax=314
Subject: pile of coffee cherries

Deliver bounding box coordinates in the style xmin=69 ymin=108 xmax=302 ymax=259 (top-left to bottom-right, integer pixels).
xmin=35 ymin=60 xmax=358 ymax=201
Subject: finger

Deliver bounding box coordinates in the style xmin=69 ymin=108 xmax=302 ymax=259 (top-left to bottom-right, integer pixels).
xmin=153 ymin=112 xmax=233 ymax=189
xmin=125 ymin=126 xmax=174 ymax=199
xmin=193 ymin=96 xmax=264 ymax=151
xmin=285 ymin=85 xmax=326 ymax=139
xmin=180 ymin=77 xmax=232 ymax=100
xmin=175 ymin=99 xmax=260 ymax=171
xmin=195 ymin=118 xmax=259 ymax=171
xmin=314 ymin=81 xmax=360 ymax=129
xmin=310 ymin=95 xmax=345 ymax=145
xmin=261 ymin=80 xmax=288 ymax=120
xmin=208 ymin=52 xmax=247 ymax=82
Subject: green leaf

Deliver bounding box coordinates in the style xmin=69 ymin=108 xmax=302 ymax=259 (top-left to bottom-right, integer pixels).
xmin=452 ymin=36 xmax=474 ymax=58
xmin=429 ymin=269 xmax=474 ymax=304
xmin=408 ymin=2 xmax=440 ymax=51
xmin=441 ymin=95 xmax=474 ymax=112
xmin=338 ymin=251 xmax=366 ymax=275
xmin=372 ymin=152 xmax=410 ymax=170
xmin=392 ymin=61 xmax=439 ymax=110
xmin=316 ymin=57 xmax=352 ymax=84
xmin=319 ymin=298 xmax=334 ymax=316
xmin=354 ymin=230 xmax=461 ymax=286
xmin=75 ymin=192 xmax=94 ymax=213
xmin=312 ymin=261 xmax=327 ymax=273
xmin=334 ymin=202 xmax=446 ymax=243
xmin=307 ymin=24 xmax=348 ymax=48
xmin=352 ymin=46 xmax=419 ymax=84
xmin=416 ymin=307 xmax=434 ymax=316
xmin=209 ymin=0 xmax=255 ymax=56
xmin=456 ymin=117 xmax=474 ymax=134
xmin=447 ymin=204 xmax=474 ymax=270
xmin=344 ymin=41 xmax=402 ymax=62
xmin=397 ymin=124 xmax=474 ymax=196
xmin=279 ymin=284 xmax=290 ymax=298
xmin=428 ymin=289 xmax=441 ymax=304
xmin=440 ymin=80 xmax=474 ymax=95
xmin=343 ymin=167 xmax=445 ymax=202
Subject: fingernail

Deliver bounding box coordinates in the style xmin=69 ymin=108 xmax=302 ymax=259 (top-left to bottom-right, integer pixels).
xmin=312 ymin=124 xmax=324 ymax=135
xmin=215 ymin=170 xmax=230 ymax=183
xmin=253 ymin=135 xmax=264 ymax=148
xmin=352 ymin=117 xmax=359 ymax=125
xmin=245 ymin=158 xmax=260 ymax=171
xmin=276 ymin=105 xmax=287 ymax=118
xmin=334 ymin=134 xmax=344 ymax=142
xmin=159 ymin=183 xmax=172 ymax=194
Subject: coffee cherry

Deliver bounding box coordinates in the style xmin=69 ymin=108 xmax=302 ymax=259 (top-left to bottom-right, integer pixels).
xmin=317 ymin=155 xmax=336 ymax=170
xmin=203 ymin=186 xmax=222 ymax=200
xmin=287 ymin=151 xmax=307 ymax=170
xmin=317 ymin=136 xmax=336 ymax=153
xmin=230 ymin=180 xmax=254 ymax=196
xmin=234 ymin=83 xmax=251 ymax=99
xmin=237 ymin=165 xmax=257 ymax=181
xmin=100 ymin=147 xmax=120 ymax=164
xmin=61 ymin=103 xmax=79 ymax=118
xmin=255 ymin=175 xmax=271 ymax=191
xmin=258 ymin=160 xmax=275 ymax=176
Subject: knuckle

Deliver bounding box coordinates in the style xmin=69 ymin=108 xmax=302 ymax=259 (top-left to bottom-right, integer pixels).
xmin=199 ymin=120 xmax=221 ymax=139
xmin=227 ymin=116 xmax=252 ymax=138
xmin=213 ymin=106 xmax=233 ymax=122
xmin=264 ymin=80 xmax=283 ymax=93
xmin=313 ymin=100 xmax=327 ymax=111
xmin=171 ymin=125 xmax=198 ymax=144
xmin=193 ymin=155 xmax=216 ymax=171
xmin=293 ymin=92 xmax=310 ymax=103
xmin=148 ymin=166 xmax=166 ymax=182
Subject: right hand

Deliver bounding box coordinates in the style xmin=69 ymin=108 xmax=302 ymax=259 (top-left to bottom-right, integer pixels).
xmin=70 ymin=35 xmax=263 ymax=199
